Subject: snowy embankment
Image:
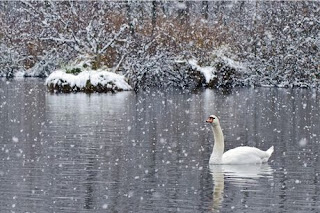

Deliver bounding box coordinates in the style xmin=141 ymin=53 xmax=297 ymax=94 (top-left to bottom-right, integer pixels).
xmin=183 ymin=47 xmax=247 ymax=88
xmin=45 ymin=70 xmax=132 ymax=93
xmin=124 ymin=46 xmax=247 ymax=90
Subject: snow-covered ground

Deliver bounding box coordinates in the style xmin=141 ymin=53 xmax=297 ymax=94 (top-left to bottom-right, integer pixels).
xmin=45 ymin=70 xmax=132 ymax=92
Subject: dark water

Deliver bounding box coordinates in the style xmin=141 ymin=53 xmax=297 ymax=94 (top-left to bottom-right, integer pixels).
xmin=1 ymin=79 xmax=320 ymax=213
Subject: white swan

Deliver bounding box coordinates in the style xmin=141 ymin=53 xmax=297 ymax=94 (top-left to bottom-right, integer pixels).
xmin=206 ymin=115 xmax=274 ymax=165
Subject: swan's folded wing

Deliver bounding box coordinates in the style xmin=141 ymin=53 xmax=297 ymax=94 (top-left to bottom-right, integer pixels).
xmin=222 ymin=146 xmax=269 ymax=164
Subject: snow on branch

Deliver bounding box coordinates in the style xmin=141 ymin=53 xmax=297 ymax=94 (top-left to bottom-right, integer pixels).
xmin=98 ymin=24 xmax=129 ymax=55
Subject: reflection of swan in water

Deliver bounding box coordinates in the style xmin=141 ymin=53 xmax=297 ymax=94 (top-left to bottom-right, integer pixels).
xmin=210 ymin=165 xmax=224 ymax=212
xmin=209 ymin=164 xmax=273 ymax=212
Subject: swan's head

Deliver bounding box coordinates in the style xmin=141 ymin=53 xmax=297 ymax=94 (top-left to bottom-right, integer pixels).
xmin=206 ymin=115 xmax=220 ymax=126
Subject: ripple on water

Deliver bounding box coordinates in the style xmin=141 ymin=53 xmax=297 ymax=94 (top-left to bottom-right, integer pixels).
xmin=0 ymin=81 xmax=320 ymax=212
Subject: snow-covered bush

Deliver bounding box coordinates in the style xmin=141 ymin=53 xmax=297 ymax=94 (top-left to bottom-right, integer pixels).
xmin=46 ymin=70 xmax=132 ymax=93
xmin=208 ymin=46 xmax=248 ymax=88
xmin=251 ymin=34 xmax=320 ymax=88
xmin=124 ymin=52 xmax=207 ymax=91
xmin=45 ymin=56 xmax=132 ymax=93
xmin=25 ymin=49 xmax=61 ymax=77
xmin=237 ymin=2 xmax=320 ymax=88
xmin=2 ymin=1 xmax=319 ymax=90
xmin=123 ymin=45 xmax=248 ymax=91
xmin=0 ymin=44 xmax=24 ymax=78
xmin=188 ymin=46 xmax=249 ymax=89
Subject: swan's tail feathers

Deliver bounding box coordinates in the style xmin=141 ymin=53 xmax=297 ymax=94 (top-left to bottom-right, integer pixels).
xmin=266 ymin=146 xmax=274 ymax=157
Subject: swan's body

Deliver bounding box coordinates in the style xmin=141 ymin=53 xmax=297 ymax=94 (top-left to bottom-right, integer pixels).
xmin=218 ymin=146 xmax=274 ymax=164
xmin=206 ymin=115 xmax=274 ymax=165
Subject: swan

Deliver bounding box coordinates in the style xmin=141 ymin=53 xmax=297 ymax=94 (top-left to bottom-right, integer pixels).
xmin=206 ymin=115 xmax=274 ymax=165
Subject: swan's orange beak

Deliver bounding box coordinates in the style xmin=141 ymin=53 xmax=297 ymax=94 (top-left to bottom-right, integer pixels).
xmin=206 ymin=117 xmax=213 ymax=123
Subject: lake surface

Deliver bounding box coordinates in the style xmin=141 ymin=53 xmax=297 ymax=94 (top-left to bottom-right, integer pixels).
xmin=1 ymin=79 xmax=320 ymax=213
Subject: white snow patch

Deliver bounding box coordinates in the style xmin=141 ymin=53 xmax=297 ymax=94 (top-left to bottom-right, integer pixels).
xmin=45 ymin=70 xmax=132 ymax=91
xmin=14 ymin=71 xmax=25 ymax=78
xmin=188 ymin=59 xmax=215 ymax=83
xmin=176 ymin=2 xmax=187 ymax=9
xmin=211 ymin=45 xmax=247 ymax=71
xmin=221 ymin=56 xmax=246 ymax=71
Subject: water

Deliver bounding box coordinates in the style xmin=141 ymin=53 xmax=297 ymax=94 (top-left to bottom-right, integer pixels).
xmin=1 ymin=79 xmax=320 ymax=213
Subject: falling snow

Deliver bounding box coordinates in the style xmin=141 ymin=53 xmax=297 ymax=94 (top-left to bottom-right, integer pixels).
xmin=0 ymin=1 xmax=318 ymax=90
xmin=0 ymin=1 xmax=320 ymax=213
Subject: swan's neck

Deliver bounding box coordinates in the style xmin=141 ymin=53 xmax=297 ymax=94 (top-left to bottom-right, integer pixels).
xmin=210 ymin=124 xmax=224 ymax=163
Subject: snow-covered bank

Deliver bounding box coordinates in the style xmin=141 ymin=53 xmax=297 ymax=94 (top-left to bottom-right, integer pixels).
xmin=186 ymin=47 xmax=247 ymax=89
xmin=188 ymin=59 xmax=215 ymax=84
xmin=46 ymin=70 xmax=132 ymax=93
